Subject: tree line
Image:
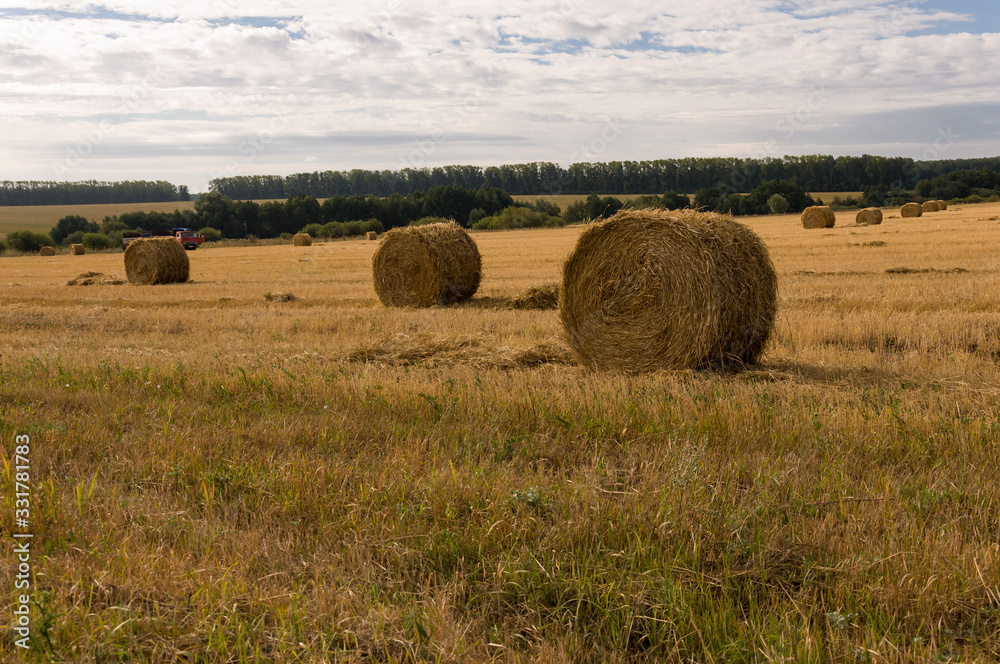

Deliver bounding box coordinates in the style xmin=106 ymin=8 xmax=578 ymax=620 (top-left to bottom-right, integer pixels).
xmin=0 ymin=180 xmax=189 ymax=206
xmin=208 ymin=155 xmax=1000 ymax=199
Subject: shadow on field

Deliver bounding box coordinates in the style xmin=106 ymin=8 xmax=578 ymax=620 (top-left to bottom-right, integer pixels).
xmin=743 ymin=360 xmax=913 ymax=388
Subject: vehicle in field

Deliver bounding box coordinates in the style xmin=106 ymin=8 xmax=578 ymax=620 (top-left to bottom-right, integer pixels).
xmin=173 ymin=228 xmax=205 ymax=250
xmin=121 ymin=228 xmax=205 ymax=251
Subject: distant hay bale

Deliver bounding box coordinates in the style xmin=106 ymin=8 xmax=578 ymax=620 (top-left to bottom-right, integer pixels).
xmin=123 ymin=237 xmax=189 ymax=285
xmin=70 ymin=243 xmax=85 ymax=255
xmin=292 ymin=233 xmax=312 ymax=246
xmin=855 ymin=208 xmax=883 ymax=226
xmin=801 ymin=205 xmax=835 ymax=229
xmin=901 ymin=202 xmax=923 ymax=218
xmin=39 ymin=246 xmax=56 ymax=256
xmin=921 ymin=200 xmax=940 ymax=213
xmin=560 ymin=208 xmax=777 ymax=371
xmin=936 ymin=200 xmax=948 ymax=210
xmin=372 ymin=221 xmax=481 ymax=307
xmin=511 ymin=283 xmax=560 ymax=310
xmin=366 ymin=231 xmax=378 ymax=241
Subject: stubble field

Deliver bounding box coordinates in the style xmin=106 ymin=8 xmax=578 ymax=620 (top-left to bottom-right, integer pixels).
xmin=1 ymin=204 xmax=999 ymax=662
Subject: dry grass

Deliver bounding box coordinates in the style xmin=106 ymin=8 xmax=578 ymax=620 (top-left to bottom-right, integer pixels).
xmin=1 ymin=205 xmax=1000 ymax=661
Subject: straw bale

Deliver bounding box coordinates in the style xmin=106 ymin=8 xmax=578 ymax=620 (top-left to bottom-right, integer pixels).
xmin=372 ymin=222 xmax=481 ymax=307
xmin=70 ymin=243 xmax=85 ymax=255
xmin=560 ymin=208 xmax=777 ymax=371
xmin=510 ymin=283 xmax=560 ymax=310
xmin=123 ymin=237 xmax=189 ymax=285
xmin=292 ymin=233 xmax=312 ymax=246
xmin=922 ymin=200 xmax=940 ymax=213
xmin=366 ymin=231 xmax=378 ymax=241
xmin=856 ymin=208 xmax=883 ymax=226
xmin=901 ymin=202 xmax=923 ymax=218
xmin=802 ymin=206 xmax=835 ymax=229
xmin=936 ymin=200 xmax=948 ymax=210
xmin=39 ymin=246 xmax=56 ymax=256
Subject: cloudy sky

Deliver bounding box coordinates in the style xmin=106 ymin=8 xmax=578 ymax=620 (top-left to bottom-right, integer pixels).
xmin=0 ymin=1 xmax=998 ymax=192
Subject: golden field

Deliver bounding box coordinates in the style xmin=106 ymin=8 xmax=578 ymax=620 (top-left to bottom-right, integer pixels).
xmin=1 ymin=203 xmax=999 ymax=661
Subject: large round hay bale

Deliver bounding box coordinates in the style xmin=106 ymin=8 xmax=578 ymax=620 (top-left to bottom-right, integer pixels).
xmin=372 ymin=221 xmax=481 ymax=307
xmin=560 ymin=209 xmax=777 ymax=371
xmin=366 ymin=231 xmax=378 ymax=241
xmin=901 ymin=202 xmax=923 ymax=218
xmin=123 ymin=237 xmax=189 ymax=285
xmin=70 ymin=243 xmax=85 ymax=255
xmin=801 ymin=205 xmax=835 ymax=229
xmin=936 ymin=200 xmax=948 ymax=210
xmin=856 ymin=209 xmax=876 ymax=226
xmin=921 ymin=200 xmax=940 ymax=213
xmin=39 ymin=246 xmax=56 ymax=256
xmin=292 ymin=233 xmax=312 ymax=246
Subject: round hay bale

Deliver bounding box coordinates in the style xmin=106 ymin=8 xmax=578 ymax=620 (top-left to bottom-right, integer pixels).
xmin=856 ymin=208 xmax=878 ymax=226
xmin=123 ymin=237 xmax=190 ymax=285
xmin=366 ymin=231 xmax=378 ymax=241
xmin=372 ymin=222 xmax=481 ymax=307
xmin=560 ymin=209 xmax=778 ymax=371
xmin=39 ymin=246 xmax=56 ymax=256
xmin=801 ymin=206 xmax=835 ymax=229
xmin=901 ymin=202 xmax=923 ymax=218
xmin=921 ymin=200 xmax=940 ymax=213
xmin=936 ymin=200 xmax=948 ymax=210
xmin=292 ymin=233 xmax=313 ymax=246
xmin=70 ymin=243 xmax=85 ymax=255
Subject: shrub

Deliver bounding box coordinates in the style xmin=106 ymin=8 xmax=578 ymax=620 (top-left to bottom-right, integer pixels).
xmin=198 ymin=227 xmax=222 ymax=242
xmin=279 ymin=233 xmax=293 ymax=240
xmin=471 ymin=206 xmax=565 ymax=230
xmin=65 ymin=230 xmax=86 ymax=246
xmin=300 ymin=223 xmax=326 ymax=238
xmin=6 ymin=230 xmax=54 ymax=253
xmin=468 ymin=208 xmax=487 ymax=225
xmin=51 ymin=214 xmax=99 ymax=245
xmin=82 ymin=233 xmax=115 ymax=250
xmin=100 ymin=217 xmax=132 ymax=235
xmin=361 ymin=219 xmax=384 ymax=234
xmin=990 ymin=194 xmax=1000 ymax=203
xmin=0 ymin=240 xmax=5 ymax=255
xmin=768 ymin=194 xmax=789 ymax=214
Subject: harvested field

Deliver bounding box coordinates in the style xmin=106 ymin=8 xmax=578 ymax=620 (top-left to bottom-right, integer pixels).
xmin=2 ymin=203 xmax=1000 ymax=661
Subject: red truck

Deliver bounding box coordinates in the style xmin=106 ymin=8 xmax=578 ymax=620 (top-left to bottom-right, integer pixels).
xmin=173 ymin=229 xmax=205 ymax=250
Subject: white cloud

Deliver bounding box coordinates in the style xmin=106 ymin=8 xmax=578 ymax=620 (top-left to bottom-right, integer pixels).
xmin=0 ymin=1 xmax=995 ymax=190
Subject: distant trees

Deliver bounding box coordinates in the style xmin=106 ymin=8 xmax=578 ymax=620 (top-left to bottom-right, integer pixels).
xmin=915 ymin=169 xmax=1000 ymax=201
xmin=0 ymin=180 xmax=187 ymax=206
xmin=208 ymin=154 xmax=934 ymax=199
xmin=50 ymin=215 xmax=99 ymax=244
